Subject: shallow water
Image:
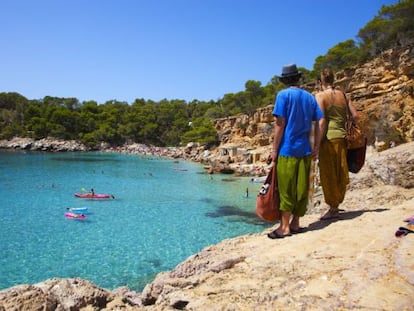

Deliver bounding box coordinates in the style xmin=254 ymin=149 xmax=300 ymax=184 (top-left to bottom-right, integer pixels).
xmin=0 ymin=150 xmax=269 ymax=291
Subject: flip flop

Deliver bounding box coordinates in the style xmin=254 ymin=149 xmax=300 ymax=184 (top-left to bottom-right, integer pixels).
xmin=395 ymin=226 xmax=414 ymax=237
xmin=267 ymin=230 xmax=292 ymax=239
xmin=403 ymin=215 xmax=414 ymax=222
xmin=290 ymin=227 xmax=307 ymax=234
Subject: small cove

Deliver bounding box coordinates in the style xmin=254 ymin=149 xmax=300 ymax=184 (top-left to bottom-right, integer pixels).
xmin=0 ymin=150 xmax=269 ymax=291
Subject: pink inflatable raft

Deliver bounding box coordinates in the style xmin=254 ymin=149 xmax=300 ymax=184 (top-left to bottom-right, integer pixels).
xmin=74 ymin=193 xmax=114 ymax=199
xmin=64 ymin=212 xmax=86 ymax=220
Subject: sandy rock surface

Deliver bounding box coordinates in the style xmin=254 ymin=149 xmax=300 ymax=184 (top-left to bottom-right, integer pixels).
xmin=141 ymin=187 xmax=414 ymax=310
xmin=140 ymin=143 xmax=414 ymax=310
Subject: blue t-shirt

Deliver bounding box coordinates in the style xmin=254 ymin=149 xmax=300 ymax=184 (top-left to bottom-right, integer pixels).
xmin=273 ymin=87 xmax=324 ymax=157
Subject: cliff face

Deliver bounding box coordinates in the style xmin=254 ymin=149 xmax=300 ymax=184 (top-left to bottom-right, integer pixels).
xmin=214 ymin=47 xmax=414 ymax=152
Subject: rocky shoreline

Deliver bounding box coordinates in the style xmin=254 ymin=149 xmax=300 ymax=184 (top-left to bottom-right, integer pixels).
xmin=1 ymin=142 xmax=413 ymax=310
xmin=0 ymin=137 xmax=88 ymax=152
xmin=0 ymin=137 xmax=272 ymax=177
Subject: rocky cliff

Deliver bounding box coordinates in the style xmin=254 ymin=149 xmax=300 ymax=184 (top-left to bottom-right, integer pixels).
xmin=2 ymin=48 xmax=412 ymax=175
xmin=213 ymin=47 xmax=414 ymax=157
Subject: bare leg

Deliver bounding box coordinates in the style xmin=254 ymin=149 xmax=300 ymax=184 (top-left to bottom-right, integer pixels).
xmin=290 ymin=215 xmax=300 ymax=231
xmin=279 ymin=211 xmax=291 ymax=235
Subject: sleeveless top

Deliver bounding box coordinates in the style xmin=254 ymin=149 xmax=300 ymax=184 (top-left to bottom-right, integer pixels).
xmin=325 ymin=93 xmax=347 ymax=140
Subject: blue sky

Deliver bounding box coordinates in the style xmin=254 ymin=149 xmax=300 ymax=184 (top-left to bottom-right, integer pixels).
xmin=1 ymin=0 xmax=397 ymax=104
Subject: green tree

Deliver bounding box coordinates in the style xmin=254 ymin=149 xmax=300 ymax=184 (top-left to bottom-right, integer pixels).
xmin=187 ymin=100 xmax=217 ymax=119
xmin=358 ymin=0 xmax=414 ymax=59
xmin=26 ymin=117 xmax=49 ymax=139
xmin=80 ymin=132 xmax=100 ymax=149
xmin=0 ymin=92 xmax=28 ymax=137
xmin=129 ymin=100 xmax=159 ymax=144
xmin=313 ymin=40 xmax=361 ymax=72
xmin=244 ymin=80 xmax=266 ymax=115
xmin=0 ymin=92 xmax=28 ymax=110
xmin=50 ymin=107 xmax=80 ymax=139
xmin=181 ymin=117 xmax=218 ymax=146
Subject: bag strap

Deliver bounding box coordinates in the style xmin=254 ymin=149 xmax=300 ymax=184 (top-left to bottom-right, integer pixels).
xmin=264 ymin=161 xmax=276 ymax=185
xmin=270 ymin=161 xmax=277 ymax=190
xmin=342 ymin=92 xmax=355 ymax=122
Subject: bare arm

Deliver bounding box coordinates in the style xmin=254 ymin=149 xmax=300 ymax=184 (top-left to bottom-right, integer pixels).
xmin=314 ymin=93 xmax=327 ymax=158
xmin=272 ymin=116 xmax=285 ymax=162
xmin=313 ymin=117 xmax=326 ymax=158
xmin=315 ymin=92 xmax=326 ymax=114
xmin=348 ymin=98 xmax=359 ymax=121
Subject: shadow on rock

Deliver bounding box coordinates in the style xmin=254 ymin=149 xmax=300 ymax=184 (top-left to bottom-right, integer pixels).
xmin=307 ymin=208 xmax=389 ymax=232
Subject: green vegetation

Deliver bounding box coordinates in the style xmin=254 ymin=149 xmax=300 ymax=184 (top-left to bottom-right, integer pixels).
xmin=1 ymin=1 xmax=412 ymax=148
xmin=314 ymin=0 xmax=414 ymax=72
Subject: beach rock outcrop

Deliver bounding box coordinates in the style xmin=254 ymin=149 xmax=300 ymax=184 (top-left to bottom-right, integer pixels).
xmin=134 ymin=190 xmax=414 ymax=310
xmin=366 ymin=142 xmax=414 ymax=188
xmin=0 ymin=137 xmax=87 ymax=152
xmin=0 ymin=278 xmax=118 ymax=310
xmin=348 ymin=142 xmax=414 ymax=190
xmin=337 ymin=47 xmax=414 ymax=148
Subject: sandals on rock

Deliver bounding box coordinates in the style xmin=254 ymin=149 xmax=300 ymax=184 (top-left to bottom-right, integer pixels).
xmin=404 ymin=215 xmax=414 ymax=222
xmin=267 ymin=230 xmax=292 ymax=239
xmin=290 ymin=227 xmax=307 ymax=234
xmin=320 ymin=208 xmax=340 ymax=220
xmin=395 ymin=226 xmax=414 ymax=237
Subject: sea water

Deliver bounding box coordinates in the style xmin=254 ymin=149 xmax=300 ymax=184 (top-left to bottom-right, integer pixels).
xmin=0 ymin=150 xmax=270 ymax=291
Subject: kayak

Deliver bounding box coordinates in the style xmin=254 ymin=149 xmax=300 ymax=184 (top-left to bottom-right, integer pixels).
xmin=67 ymin=207 xmax=88 ymax=214
xmin=74 ymin=193 xmax=114 ymax=199
xmin=251 ymin=176 xmax=267 ymax=183
xmin=64 ymin=212 xmax=86 ymax=220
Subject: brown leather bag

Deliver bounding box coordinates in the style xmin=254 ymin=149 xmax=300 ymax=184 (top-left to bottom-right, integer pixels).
xmin=343 ymin=92 xmax=367 ymax=173
xmin=344 ymin=93 xmax=366 ymax=150
xmin=255 ymin=162 xmax=280 ymax=222
xmin=345 ymin=119 xmax=366 ymax=150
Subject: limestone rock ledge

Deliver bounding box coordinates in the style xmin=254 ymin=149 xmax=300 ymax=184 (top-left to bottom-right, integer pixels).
xmin=0 ymin=278 xmax=117 ymax=310
xmin=0 ymin=137 xmax=88 ymax=152
xmin=1 ymin=143 xmax=414 ymax=310
xmin=142 ymin=192 xmax=414 ymax=311
xmin=212 ymin=47 xmax=414 ymax=156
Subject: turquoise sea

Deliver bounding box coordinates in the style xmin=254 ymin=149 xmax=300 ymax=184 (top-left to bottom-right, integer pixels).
xmin=0 ymin=150 xmax=269 ymax=291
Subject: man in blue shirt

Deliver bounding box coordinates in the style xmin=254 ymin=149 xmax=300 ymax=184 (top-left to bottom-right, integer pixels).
xmin=268 ymin=64 xmax=325 ymax=239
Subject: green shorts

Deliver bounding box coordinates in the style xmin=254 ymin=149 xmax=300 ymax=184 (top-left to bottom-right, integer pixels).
xmin=276 ymin=155 xmax=311 ymax=216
